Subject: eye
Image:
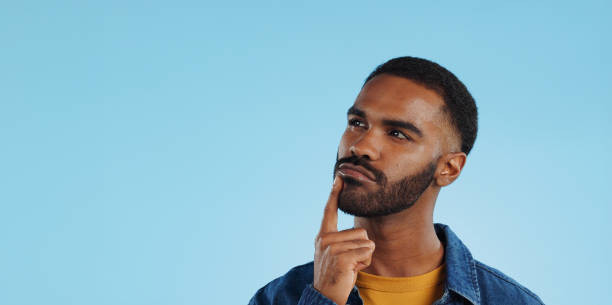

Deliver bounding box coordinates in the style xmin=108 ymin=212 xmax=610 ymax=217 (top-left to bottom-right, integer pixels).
xmin=348 ymin=118 xmax=366 ymax=128
xmin=389 ymin=130 xmax=411 ymax=141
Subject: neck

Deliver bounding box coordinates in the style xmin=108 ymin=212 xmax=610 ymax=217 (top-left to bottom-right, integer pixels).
xmin=354 ymin=188 xmax=444 ymax=277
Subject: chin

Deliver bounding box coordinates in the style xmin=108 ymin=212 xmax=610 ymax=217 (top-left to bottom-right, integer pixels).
xmin=337 ymin=206 xmax=368 ymax=217
xmin=338 ymin=197 xmax=416 ymax=218
xmin=338 ymin=206 xmax=394 ymax=218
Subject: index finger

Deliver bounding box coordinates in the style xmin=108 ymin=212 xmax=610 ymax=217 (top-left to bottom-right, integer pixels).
xmin=319 ymin=175 xmax=343 ymax=234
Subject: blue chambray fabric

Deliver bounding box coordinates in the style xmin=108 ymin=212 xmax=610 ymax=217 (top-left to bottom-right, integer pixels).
xmin=249 ymin=223 xmax=544 ymax=305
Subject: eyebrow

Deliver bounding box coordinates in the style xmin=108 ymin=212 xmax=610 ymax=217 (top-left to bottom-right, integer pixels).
xmin=347 ymin=105 xmax=424 ymax=138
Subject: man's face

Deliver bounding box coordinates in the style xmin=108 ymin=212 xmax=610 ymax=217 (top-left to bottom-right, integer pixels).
xmin=333 ymin=74 xmax=451 ymax=217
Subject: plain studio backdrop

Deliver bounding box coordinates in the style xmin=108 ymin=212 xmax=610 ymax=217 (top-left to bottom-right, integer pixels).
xmin=1 ymin=1 xmax=610 ymax=305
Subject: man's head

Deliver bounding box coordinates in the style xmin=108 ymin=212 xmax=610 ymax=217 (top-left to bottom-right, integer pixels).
xmin=333 ymin=56 xmax=478 ymax=218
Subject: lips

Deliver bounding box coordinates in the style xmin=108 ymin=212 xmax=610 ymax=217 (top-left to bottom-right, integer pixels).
xmin=338 ymin=163 xmax=376 ymax=182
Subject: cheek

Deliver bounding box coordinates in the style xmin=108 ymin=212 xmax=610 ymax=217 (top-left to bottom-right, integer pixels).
xmin=388 ymin=149 xmax=431 ymax=177
xmin=388 ymin=161 xmax=407 ymax=179
xmin=414 ymin=143 xmax=427 ymax=155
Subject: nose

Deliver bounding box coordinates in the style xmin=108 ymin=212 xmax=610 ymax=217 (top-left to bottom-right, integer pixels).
xmin=349 ymin=129 xmax=381 ymax=161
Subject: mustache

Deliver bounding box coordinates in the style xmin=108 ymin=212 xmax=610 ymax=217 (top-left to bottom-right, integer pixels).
xmin=335 ymin=155 xmax=385 ymax=183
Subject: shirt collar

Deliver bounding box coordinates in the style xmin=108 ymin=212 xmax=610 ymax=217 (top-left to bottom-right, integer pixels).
xmin=434 ymin=223 xmax=481 ymax=305
xmin=349 ymin=223 xmax=481 ymax=305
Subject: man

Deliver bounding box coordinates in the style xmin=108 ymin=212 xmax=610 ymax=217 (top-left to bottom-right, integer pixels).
xmin=249 ymin=56 xmax=544 ymax=305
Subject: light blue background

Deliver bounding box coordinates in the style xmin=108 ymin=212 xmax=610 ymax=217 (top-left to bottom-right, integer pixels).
xmin=1 ymin=1 xmax=610 ymax=305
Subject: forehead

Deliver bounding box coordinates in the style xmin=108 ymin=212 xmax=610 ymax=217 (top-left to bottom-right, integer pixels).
xmin=353 ymin=74 xmax=447 ymax=132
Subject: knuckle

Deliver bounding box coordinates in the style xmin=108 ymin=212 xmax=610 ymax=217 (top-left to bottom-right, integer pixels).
xmin=315 ymin=234 xmax=329 ymax=248
xmin=320 ymin=244 xmax=331 ymax=255
xmin=350 ymin=228 xmax=368 ymax=239
xmin=355 ymin=228 xmax=367 ymax=236
xmin=315 ymin=234 xmax=323 ymax=246
xmin=315 ymin=234 xmax=327 ymax=246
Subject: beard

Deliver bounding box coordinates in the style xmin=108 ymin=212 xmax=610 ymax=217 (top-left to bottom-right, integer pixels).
xmin=333 ymin=155 xmax=437 ymax=218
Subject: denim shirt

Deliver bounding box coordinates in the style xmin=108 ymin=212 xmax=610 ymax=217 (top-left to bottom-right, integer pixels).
xmin=249 ymin=223 xmax=544 ymax=305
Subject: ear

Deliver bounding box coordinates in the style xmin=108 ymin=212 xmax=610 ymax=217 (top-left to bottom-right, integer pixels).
xmin=434 ymin=152 xmax=467 ymax=187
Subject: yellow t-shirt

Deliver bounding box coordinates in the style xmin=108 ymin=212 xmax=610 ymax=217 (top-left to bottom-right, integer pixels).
xmin=355 ymin=263 xmax=446 ymax=305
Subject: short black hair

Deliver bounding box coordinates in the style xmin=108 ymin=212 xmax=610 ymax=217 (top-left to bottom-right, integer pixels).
xmin=364 ymin=56 xmax=478 ymax=156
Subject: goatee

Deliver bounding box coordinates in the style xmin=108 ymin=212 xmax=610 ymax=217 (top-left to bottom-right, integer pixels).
xmin=333 ymin=156 xmax=437 ymax=217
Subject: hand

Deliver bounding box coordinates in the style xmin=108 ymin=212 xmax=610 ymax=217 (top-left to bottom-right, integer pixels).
xmin=313 ymin=176 xmax=375 ymax=305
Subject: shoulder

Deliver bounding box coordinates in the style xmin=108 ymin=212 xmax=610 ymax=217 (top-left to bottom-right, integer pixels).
xmin=474 ymin=260 xmax=545 ymax=305
xmin=249 ymin=261 xmax=314 ymax=305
